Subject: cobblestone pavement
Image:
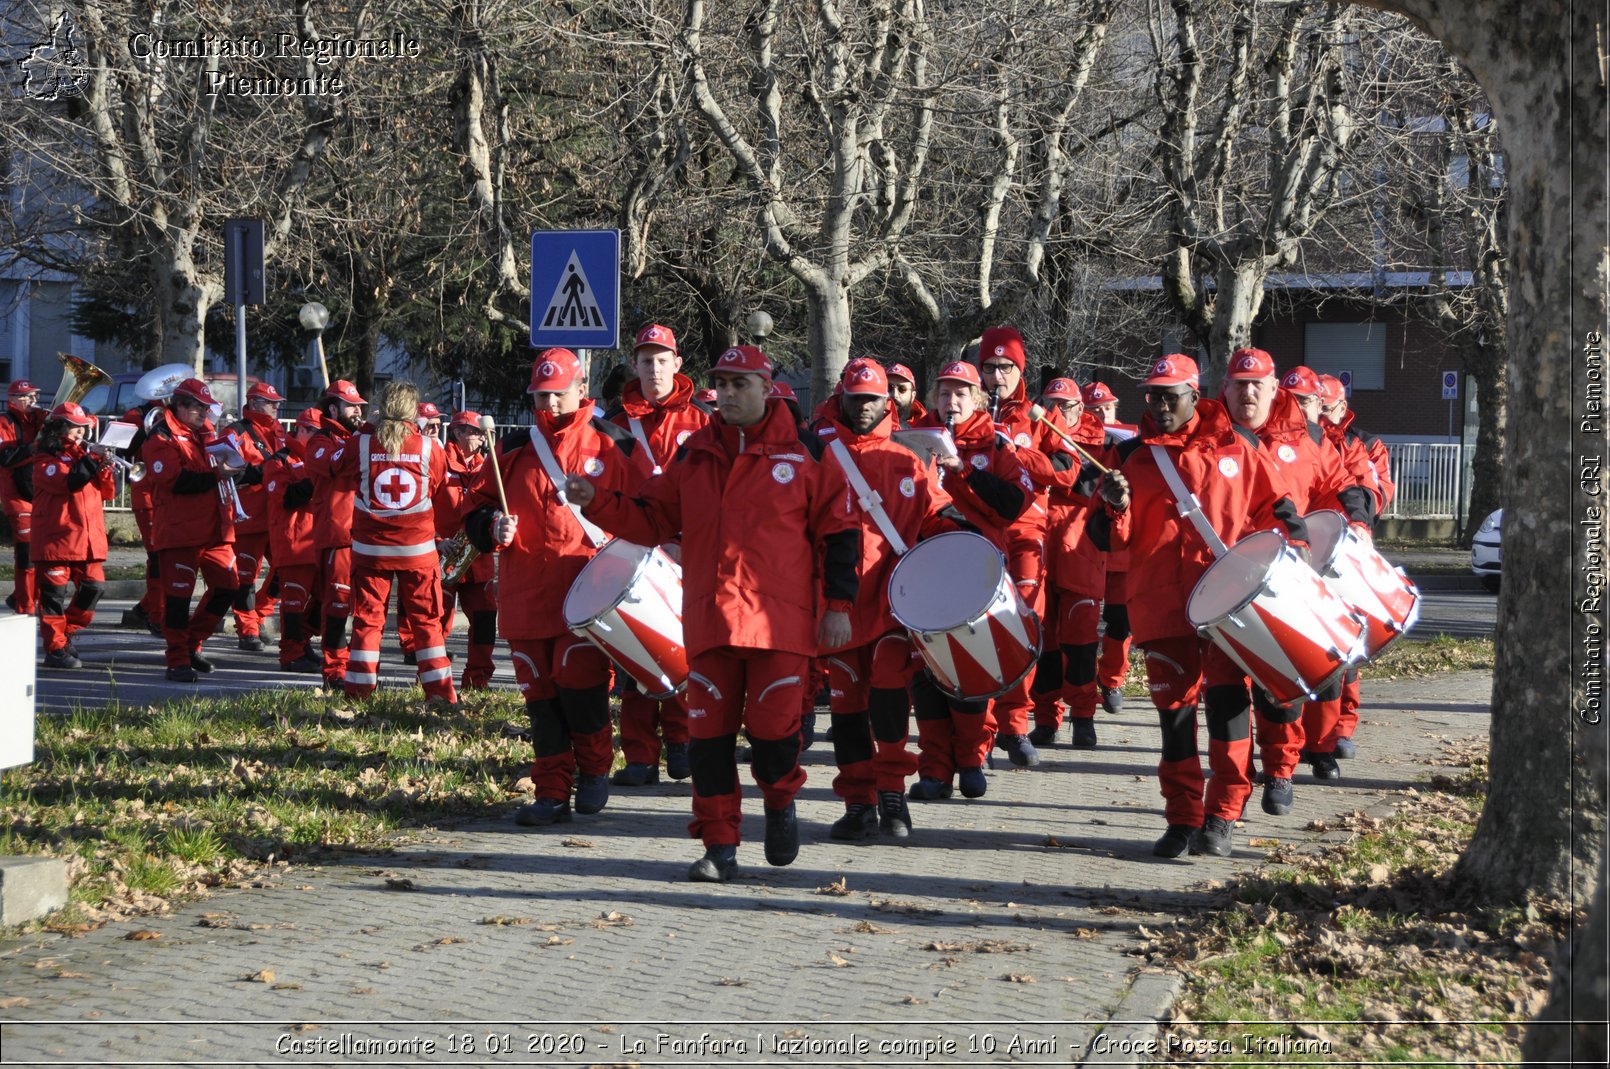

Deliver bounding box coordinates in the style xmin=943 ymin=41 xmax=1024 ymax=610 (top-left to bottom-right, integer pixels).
xmin=0 ymin=654 xmax=1493 ymax=1067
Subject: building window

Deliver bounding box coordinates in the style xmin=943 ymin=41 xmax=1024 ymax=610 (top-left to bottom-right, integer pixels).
xmin=1304 ymin=322 xmax=1386 ymax=390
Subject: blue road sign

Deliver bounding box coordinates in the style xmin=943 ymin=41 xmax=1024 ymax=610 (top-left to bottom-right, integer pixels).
xmin=1442 ymin=370 xmax=1459 ymax=399
xmin=530 ymin=229 xmax=620 ymax=349
xmin=1337 ymin=369 xmax=1353 ymax=398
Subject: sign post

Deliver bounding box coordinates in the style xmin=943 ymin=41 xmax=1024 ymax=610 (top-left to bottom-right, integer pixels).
xmin=1442 ymin=370 xmax=1459 ymax=439
xmin=530 ymin=230 xmax=620 ymax=352
xmin=223 ymin=219 xmax=265 ymax=413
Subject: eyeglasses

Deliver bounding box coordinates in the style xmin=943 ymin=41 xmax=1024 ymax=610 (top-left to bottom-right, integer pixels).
xmin=980 ymin=363 xmax=1018 ymax=374
xmin=1144 ymin=389 xmax=1193 ymax=407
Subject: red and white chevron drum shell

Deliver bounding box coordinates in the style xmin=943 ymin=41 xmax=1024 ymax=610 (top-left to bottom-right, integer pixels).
xmin=1186 ymin=530 xmax=1368 ymax=706
xmin=564 ymin=539 xmax=689 ymax=699
xmin=1304 ymin=510 xmax=1421 ymax=658
xmin=888 ymin=531 xmax=1042 ymax=701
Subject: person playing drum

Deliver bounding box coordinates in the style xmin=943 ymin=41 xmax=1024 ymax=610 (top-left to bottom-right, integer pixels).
xmin=605 ymin=323 xmax=711 ymax=785
xmin=564 ymin=344 xmax=860 ymax=883
xmin=816 ymin=358 xmax=959 ymax=841
xmin=907 ymin=360 xmax=1032 ymax=802
xmin=1221 ymin=352 xmax=1378 ymax=809
xmin=463 ymin=349 xmax=641 ymax=827
xmin=1091 ymin=354 xmax=1307 ymax=860
xmin=436 ymin=410 xmax=499 ymax=691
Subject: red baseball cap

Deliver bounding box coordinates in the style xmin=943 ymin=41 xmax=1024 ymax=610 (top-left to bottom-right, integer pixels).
xmin=695 ymin=387 xmax=717 ymax=404
xmin=1225 ymin=347 xmax=1276 ymax=380
xmin=712 ymin=345 xmax=775 ymax=380
xmin=246 ymin=382 xmax=284 ymax=403
xmin=634 ymin=323 xmax=678 ymax=355
xmin=172 ymin=378 xmax=220 ymax=407
xmin=324 ymin=380 xmax=366 ymax=405
xmin=417 ymin=401 xmax=442 ymax=420
xmin=450 ymin=409 xmax=484 ymax=429
xmin=937 ymin=361 xmax=982 ymax=388
xmin=768 ymin=381 xmax=798 ymax=402
xmin=1042 ymin=378 xmax=1082 ymax=402
xmin=1318 ymin=375 xmax=1346 ymax=406
xmin=840 ymin=359 xmax=889 ymax=396
xmin=1143 ymin=355 xmax=1200 ymax=389
xmin=1083 ymin=381 xmax=1117 ymax=406
xmin=528 ymin=348 xmax=583 ymax=393
xmin=7 ymin=380 xmax=39 ymax=397
xmin=51 ymin=402 xmax=96 ymax=427
xmin=1280 ymin=365 xmax=1322 ymax=396
xmin=978 ymin=326 xmax=1026 ymax=371
xmin=295 ymin=408 xmax=323 ymax=431
xmin=886 ymin=363 xmax=916 ymax=384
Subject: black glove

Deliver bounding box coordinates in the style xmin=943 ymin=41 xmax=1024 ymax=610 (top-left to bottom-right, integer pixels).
xmin=235 ymin=463 xmax=263 ymax=487
xmin=282 ymin=478 xmax=314 ymax=509
xmin=173 ymin=468 xmax=217 ymax=494
xmin=65 ymin=455 xmax=100 ymax=491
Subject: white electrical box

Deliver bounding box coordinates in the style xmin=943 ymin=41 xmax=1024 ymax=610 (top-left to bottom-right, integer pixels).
xmin=0 ymin=614 xmax=38 ymax=770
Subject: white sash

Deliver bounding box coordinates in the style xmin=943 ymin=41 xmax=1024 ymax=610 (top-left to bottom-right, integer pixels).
xmin=1149 ymin=444 xmax=1228 ymax=557
xmin=828 ymin=437 xmax=909 ymax=556
xmin=529 ymin=426 xmax=608 ymax=548
xmin=627 ymin=417 xmax=660 ymax=474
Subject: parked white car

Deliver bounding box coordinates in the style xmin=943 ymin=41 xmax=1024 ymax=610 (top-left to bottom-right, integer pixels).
xmin=1471 ymin=509 xmax=1502 ymax=592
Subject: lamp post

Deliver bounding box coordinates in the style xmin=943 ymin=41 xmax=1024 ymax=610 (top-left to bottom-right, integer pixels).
xmin=745 ymin=309 xmax=773 ymax=344
xmin=298 ymin=302 xmax=330 ymax=388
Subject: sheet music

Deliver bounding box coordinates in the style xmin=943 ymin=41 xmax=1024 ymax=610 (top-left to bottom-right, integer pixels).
xmin=891 ymin=428 xmax=959 ymax=462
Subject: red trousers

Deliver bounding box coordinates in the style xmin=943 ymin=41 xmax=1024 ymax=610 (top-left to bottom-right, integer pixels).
xmin=1097 ymin=570 xmax=1132 ymax=690
xmin=442 ymin=579 xmax=497 ymax=689
xmin=318 ymin=546 xmax=352 ymax=685
xmin=273 ymin=562 xmax=318 ymax=665
xmin=37 ymin=560 xmax=104 ymax=652
xmin=990 ymin=577 xmax=1046 ymax=737
xmin=683 ymin=647 xmax=810 ymax=848
xmin=1338 ymin=666 xmax=1361 ymax=739
xmin=231 ymin=532 xmax=276 ymax=638
xmin=6 ymin=502 xmax=35 ymax=614
xmin=619 ymin=686 xmax=689 ymax=766
xmin=134 ymin=507 xmax=160 ymax=621
xmin=507 ymin=634 xmax=613 ymax=799
xmin=1039 ymin=592 xmax=1103 ymax=729
xmin=158 ymin=543 xmax=239 ymax=669
xmin=1141 ymin=635 xmax=1252 ymax=827
xmin=826 ymin=631 xmax=922 ymax=803
xmin=910 ymin=671 xmax=992 ymax=781
xmin=344 ymin=566 xmax=456 ymax=704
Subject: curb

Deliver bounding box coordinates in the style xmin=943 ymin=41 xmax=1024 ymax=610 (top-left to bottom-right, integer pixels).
xmin=1079 ymin=968 xmax=1185 ymax=1065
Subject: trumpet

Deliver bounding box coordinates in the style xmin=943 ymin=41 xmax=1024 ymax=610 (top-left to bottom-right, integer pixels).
xmin=87 ymin=444 xmax=146 ymax=482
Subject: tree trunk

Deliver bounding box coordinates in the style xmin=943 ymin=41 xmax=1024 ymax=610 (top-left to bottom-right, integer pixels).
xmin=151 ymin=245 xmax=211 ymax=371
xmin=1521 ymin=876 xmax=1609 ymax=1064
xmin=805 ymin=280 xmax=853 ymax=407
xmin=1204 ymin=259 xmax=1266 ymax=386
xmin=1461 ymin=339 xmax=1507 ymax=544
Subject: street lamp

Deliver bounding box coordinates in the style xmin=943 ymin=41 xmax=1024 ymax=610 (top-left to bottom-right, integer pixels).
xmin=299 ymin=301 xmax=330 ymax=387
xmin=746 ymin=309 xmax=773 ymax=343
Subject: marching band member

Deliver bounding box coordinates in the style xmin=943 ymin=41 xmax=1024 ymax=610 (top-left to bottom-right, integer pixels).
xmin=0 ymin=379 xmax=44 ymax=616
xmin=226 ymin=383 xmax=288 ymax=652
xmin=1091 ymin=354 xmax=1307 ymax=859
xmin=462 ymin=349 xmax=641 ymax=827
xmin=117 ymin=394 xmax=168 ymax=635
xmin=140 ymin=379 xmax=241 ymax=683
xmin=263 ymin=410 xmax=323 ymax=672
xmin=30 ymin=402 xmax=113 ymax=669
xmin=436 ymin=410 xmax=498 ymax=691
xmin=566 ymin=344 xmax=859 ymax=882
xmin=1084 ymin=381 xmax=1133 ymax=714
xmin=605 ymin=323 xmax=710 ymax=784
xmin=303 ymin=380 xmax=367 ymax=689
xmin=332 ymin=382 xmax=457 ymax=710
xmin=816 ymin=359 xmax=956 ymax=840
xmin=418 ymin=402 xmax=443 ymax=441
xmin=908 ymin=360 xmax=1030 ymax=801
xmin=886 ymin=363 xmax=927 ymax=428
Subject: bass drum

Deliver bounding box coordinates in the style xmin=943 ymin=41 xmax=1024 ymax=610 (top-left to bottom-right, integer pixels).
xmin=564 ymin=539 xmax=688 ymax=699
xmin=1304 ymin=510 xmax=1420 ymax=658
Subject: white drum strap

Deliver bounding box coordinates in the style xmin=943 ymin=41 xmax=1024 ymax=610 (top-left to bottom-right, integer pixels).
xmin=530 ymin=426 xmax=608 ymax=548
xmin=828 ymin=438 xmax=909 ymax=556
xmin=627 ymin=417 xmax=661 ymax=475
xmin=1148 ymin=444 xmax=1228 ymax=557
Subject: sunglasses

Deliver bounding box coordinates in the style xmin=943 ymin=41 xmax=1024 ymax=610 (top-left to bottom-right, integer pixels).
xmin=1144 ymin=389 xmax=1194 ymax=406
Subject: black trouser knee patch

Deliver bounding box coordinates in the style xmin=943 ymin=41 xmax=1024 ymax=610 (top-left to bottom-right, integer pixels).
xmin=39 ymin=580 xmax=70 ymax=617
xmin=15 ymin=542 xmax=30 ymax=570
xmin=1102 ymin=601 xmax=1130 ymax=641
xmin=748 ymin=732 xmax=800 ymax=786
xmin=145 ymin=551 xmax=158 ymax=577
xmin=164 ymin=595 xmax=192 ymax=630
xmin=527 ymin=699 xmax=569 ymax=758
xmin=470 ymin=610 xmax=497 ymax=645
xmin=202 ymin=587 xmax=238 ymax=618
xmin=558 ymin=683 xmax=610 ymax=736
xmin=233 ymin=586 xmax=255 ymax=613
xmin=1030 ymin=647 xmax=1063 ymax=697
xmin=1315 ymin=675 xmax=1342 ymax=701
xmin=1253 ymin=687 xmax=1302 ymax=723
xmin=909 ymin=672 xmax=948 ymax=722
xmin=1062 ymin=642 xmax=1099 ymax=686
xmin=1205 ymin=685 xmax=1251 ymax=742
xmin=1158 ymin=705 xmax=1198 ymax=762
xmin=282 ymin=613 xmax=304 ymax=643
xmin=868 ymin=687 xmax=910 ymax=743
xmin=830 ymin=711 xmax=872 ymax=766
xmin=690 ymin=734 xmax=739 ymax=796
xmin=70 ymin=580 xmax=103 ymax=614
xmin=323 ymin=614 xmax=349 ymax=651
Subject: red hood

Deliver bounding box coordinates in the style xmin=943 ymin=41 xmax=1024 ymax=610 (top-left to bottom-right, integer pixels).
xmin=618 ymin=373 xmax=696 ymax=419
xmin=824 ymin=402 xmax=895 ymax=445
xmin=1321 ymin=408 xmax=1355 ymax=441
xmin=1249 ymin=388 xmax=1312 ymax=445
xmin=1140 ymin=397 xmax=1239 ymax=450
xmin=310 ymin=408 xmax=353 ymax=439
xmin=535 ymin=399 xmax=597 ymax=437
xmin=1070 ymin=408 xmax=1108 ymax=446
xmin=813 ymin=393 xmax=846 ymax=426
xmin=697 ymin=397 xmax=801 ymax=458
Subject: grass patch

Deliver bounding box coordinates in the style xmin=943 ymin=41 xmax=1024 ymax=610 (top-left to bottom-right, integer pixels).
xmin=1368 ymin=634 xmax=1494 ymax=679
xmin=1142 ymin=742 xmax=1573 ymax=1066
xmin=1 ymin=687 xmax=539 ymax=925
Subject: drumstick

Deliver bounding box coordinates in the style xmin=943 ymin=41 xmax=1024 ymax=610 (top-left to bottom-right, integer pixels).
xmin=1029 ymin=403 xmax=1110 ymax=475
xmin=478 ymin=415 xmax=510 ymax=514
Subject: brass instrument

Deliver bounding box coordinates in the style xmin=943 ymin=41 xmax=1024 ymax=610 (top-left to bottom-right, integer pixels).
xmin=439 ymin=530 xmax=480 ymax=586
xmin=134 ymin=362 xmax=196 ymax=402
xmin=88 ymin=444 xmax=146 ymax=482
xmin=52 ymin=353 xmax=112 ymax=409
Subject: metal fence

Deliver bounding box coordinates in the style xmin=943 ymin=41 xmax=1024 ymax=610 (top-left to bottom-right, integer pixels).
xmin=1382 ymin=441 xmax=1465 ymax=519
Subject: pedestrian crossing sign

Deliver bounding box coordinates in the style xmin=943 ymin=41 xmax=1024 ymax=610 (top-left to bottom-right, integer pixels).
xmin=530 ymin=229 xmax=620 ymax=349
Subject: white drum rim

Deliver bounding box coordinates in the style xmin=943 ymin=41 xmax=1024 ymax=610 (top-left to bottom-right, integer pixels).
xmin=1185 ymin=529 xmax=1291 ymax=628
xmin=1302 ymin=509 xmax=1346 ymax=574
xmin=887 ymin=530 xmax=1009 ymax=632
xmin=562 ymin=538 xmax=659 ymax=629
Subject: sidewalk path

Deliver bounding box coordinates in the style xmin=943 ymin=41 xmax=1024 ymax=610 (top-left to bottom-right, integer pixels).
xmin=0 ymin=670 xmax=1492 ymax=1066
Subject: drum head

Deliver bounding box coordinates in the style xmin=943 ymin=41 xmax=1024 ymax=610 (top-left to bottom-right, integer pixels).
xmin=1186 ymin=529 xmax=1287 ymax=625
xmin=563 ymin=539 xmax=651 ymax=626
xmin=888 ymin=531 xmax=1005 ymax=631
xmin=1303 ymin=510 xmax=1345 ymax=570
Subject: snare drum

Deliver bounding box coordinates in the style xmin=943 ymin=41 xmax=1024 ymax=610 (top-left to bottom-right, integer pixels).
xmin=1186 ymin=530 xmax=1368 ymax=705
xmin=887 ymin=531 xmax=1041 ymax=701
xmin=563 ymin=539 xmax=689 ymax=699
xmin=1304 ymin=510 xmax=1421 ymax=658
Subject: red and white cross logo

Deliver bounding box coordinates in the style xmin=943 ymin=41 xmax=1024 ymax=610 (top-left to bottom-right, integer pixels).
xmin=373 ymin=468 xmax=419 ymax=510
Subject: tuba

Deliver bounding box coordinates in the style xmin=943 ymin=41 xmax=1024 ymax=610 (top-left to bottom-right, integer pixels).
xmin=134 ymin=362 xmax=196 ymax=402
xmin=439 ymin=531 xmax=480 ymax=587
xmin=52 ymin=353 xmax=112 ymax=409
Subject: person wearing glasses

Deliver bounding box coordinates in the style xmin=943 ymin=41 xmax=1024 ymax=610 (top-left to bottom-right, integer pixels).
xmin=886 ymin=363 xmax=927 ymax=428
xmin=0 ymin=379 xmax=44 ymax=617
xmin=1088 ymin=354 xmax=1306 ymax=861
xmin=417 ymin=402 xmax=444 ymax=441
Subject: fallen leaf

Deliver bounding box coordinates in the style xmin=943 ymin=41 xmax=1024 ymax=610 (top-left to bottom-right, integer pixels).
xmin=816 ymin=877 xmax=852 ymax=896
xmin=248 ymin=969 xmax=276 ymax=984
xmin=272 ymin=982 xmax=304 ymax=991
xmin=902 ymin=996 xmax=927 ymax=1005
xmin=126 ymin=929 xmax=162 ymax=941
xmin=593 ymin=911 xmax=633 ymax=927
xmin=715 ymin=977 xmax=747 ymax=986
xmin=477 ymin=916 xmax=534 ymax=926
xmin=383 ymin=878 xmax=415 ymax=891
xmin=560 ymin=838 xmax=595 ymax=849
xmin=543 ymin=935 xmax=574 ymax=947
xmin=826 ymin=952 xmax=852 ymax=967
xmin=0 ymin=997 xmax=30 ymax=1008
xmin=1001 ymin=973 xmax=1037 ymax=983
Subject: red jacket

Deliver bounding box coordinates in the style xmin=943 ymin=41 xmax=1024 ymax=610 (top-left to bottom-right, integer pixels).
xmin=915 ymin=408 xmax=1030 ymax=561
xmin=333 ymin=427 xmax=448 ymax=572
xmin=812 ymin=409 xmax=955 ymax=647
xmin=463 ymin=402 xmax=640 ymax=640
xmin=1324 ymin=411 xmax=1393 ymax=519
xmin=226 ymin=410 xmax=288 ymax=537
xmin=119 ymin=402 xmax=164 ymax=512
xmin=0 ymin=404 xmax=44 ymax=509
xmin=990 ymin=381 xmax=1086 ymax=591
xmin=303 ymin=412 xmax=356 ymax=551
xmin=30 ymin=442 xmax=113 ymax=561
xmin=582 ymin=399 xmax=860 ymax=659
xmin=608 ymin=373 xmax=711 ymax=478
xmin=435 ymin=439 xmax=494 ymax=584
xmin=1094 ymin=399 xmax=1305 ymax=646
xmin=263 ymin=440 xmax=318 ymax=568
xmin=897 ymin=398 xmax=929 ymax=429
xmin=141 ymin=407 xmax=236 ymax=551
xmin=1046 ymin=411 xmax=1122 ymax=599
xmin=1244 ymin=389 xmax=1374 ymax=525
